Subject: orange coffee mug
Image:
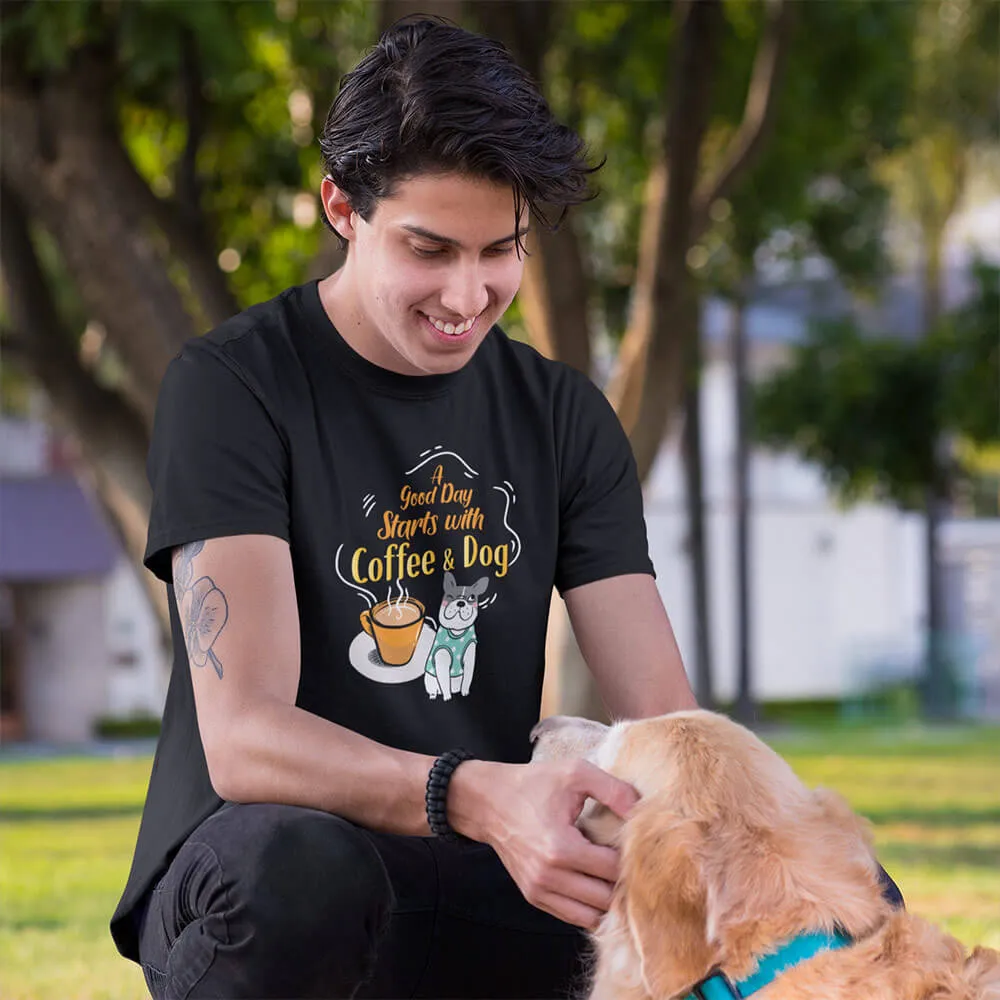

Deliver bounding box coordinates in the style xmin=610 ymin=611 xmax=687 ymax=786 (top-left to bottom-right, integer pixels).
xmin=360 ymin=598 xmax=426 ymax=666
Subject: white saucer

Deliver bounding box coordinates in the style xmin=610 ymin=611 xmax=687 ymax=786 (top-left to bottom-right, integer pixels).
xmin=348 ymin=621 xmax=436 ymax=684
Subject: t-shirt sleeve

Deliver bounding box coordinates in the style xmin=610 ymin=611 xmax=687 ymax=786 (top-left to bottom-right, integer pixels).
xmin=554 ymin=372 xmax=655 ymax=593
xmin=143 ymin=339 xmax=290 ymax=584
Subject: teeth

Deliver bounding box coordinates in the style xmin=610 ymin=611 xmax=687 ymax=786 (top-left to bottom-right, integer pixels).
xmin=428 ymin=315 xmax=474 ymax=335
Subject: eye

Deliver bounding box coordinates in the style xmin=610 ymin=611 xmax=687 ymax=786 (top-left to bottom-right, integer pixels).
xmin=485 ymin=245 xmax=515 ymax=257
xmin=412 ymin=245 xmax=446 ymax=259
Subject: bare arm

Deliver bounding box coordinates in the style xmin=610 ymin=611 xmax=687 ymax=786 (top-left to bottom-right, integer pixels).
xmin=173 ymin=535 xmax=436 ymax=835
xmin=563 ymin=573 xmax=697 ymax=718
xmin=175 ymin=535 xmax=640 ymax=929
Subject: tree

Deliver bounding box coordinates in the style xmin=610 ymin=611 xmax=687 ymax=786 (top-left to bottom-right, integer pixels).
xmin=1 ymin=0 xmax=374 ymax=631
xmin=639 ymin=0 xmax=915 ymax=715
xmin=869 ymin=0 xmax=997 ymax=715
xmin=482 ymin=0 xmax=918 ymax=718
xmin=0 ymin=0 xmax=927 ymax=718
xmin=753 ymin=264 xmax=999 ymax=715
xmin=754 ymin=264 xmax=999 ymax=507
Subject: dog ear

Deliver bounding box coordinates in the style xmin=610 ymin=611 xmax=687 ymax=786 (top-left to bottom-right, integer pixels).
xmin=442 ymin=571 xmax=457 ymax=594
xmin=699 ymin=821 xmax=797 ymax=952
xmin=702 ymin=789 xmax=887 ymax=955
xmin=470 ymin=576 xmax=489 ymax=597
xmin=619 ymin=803 xmax=716 ymax=998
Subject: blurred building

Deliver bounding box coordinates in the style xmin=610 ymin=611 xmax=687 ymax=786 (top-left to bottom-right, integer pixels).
xmin=643 ymin=274 xmax=1000 ymax=714
xmin=0 ymin=417 xmax=167 ymax=743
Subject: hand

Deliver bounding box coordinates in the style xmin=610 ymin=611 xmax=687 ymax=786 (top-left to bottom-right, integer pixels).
xmin=450 ymin=758 xmax=639 ymax=930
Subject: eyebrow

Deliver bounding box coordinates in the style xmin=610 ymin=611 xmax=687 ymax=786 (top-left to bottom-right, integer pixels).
xmin=401 ymin=225 xmax=529 ymax=250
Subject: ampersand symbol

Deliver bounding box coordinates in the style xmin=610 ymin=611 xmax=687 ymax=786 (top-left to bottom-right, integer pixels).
xmin=443 ymin=548 xmax=455 ymax=571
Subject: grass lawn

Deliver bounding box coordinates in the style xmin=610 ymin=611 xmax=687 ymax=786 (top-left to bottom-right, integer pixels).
xmin=0 ymin=724 xmax=998 ymax=1000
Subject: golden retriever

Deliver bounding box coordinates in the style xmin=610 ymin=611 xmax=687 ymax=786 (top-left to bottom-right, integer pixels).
xmin=530 ymin=710 xmax=1000 ymax=1000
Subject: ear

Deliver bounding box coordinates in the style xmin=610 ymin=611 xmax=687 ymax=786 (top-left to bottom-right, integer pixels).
xmin=619 ymin=804 xmax=716 ymax=998
xmin=699 ymin=822 xmax=799 ymax=950
xmin=320 ymin=177 xmax=359 ymax=244
xmin=705 ymin=790 xmax=888 ymax=954
xmin=443 ymin=571 xmax=457 ymax=593
xmin=470 ymin=576 xmax=489 ymax=597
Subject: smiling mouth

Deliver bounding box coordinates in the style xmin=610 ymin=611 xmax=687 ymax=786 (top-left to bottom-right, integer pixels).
xmin=421 ymin=312 xmax=479 ymax=337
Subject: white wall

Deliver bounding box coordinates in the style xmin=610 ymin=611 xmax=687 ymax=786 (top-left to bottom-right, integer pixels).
xmin=104 ymin=557 xmax=169 ymax=719
xmin=941 ymin=520 xmax=1000 ymax=714
xmin=20 ymin=581 xmax=109 ymax=742
xmin=0 ymin=418 xmax=48 ymax=475
xmin=643 ymin=359 xmax=927 ymax=702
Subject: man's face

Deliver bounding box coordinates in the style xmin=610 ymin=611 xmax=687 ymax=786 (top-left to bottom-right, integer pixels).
xmin=339 ymin=172 xmax=526 ymax=376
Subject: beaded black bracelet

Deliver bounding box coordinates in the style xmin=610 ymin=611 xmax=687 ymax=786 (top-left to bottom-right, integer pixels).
xmin=425 ymin=748 xmax=475 ymax=841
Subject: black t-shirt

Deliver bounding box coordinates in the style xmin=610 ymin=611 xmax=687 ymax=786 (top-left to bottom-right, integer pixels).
xmin=111 ymin=280 xmax=653 ymax=960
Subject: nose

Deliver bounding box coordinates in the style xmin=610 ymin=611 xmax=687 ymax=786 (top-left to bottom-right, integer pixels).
xmin=439 ymin=260 xmax=489 ymax=320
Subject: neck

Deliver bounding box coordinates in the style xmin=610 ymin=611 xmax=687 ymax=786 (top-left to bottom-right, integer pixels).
xmin=318 ymin=268 xmax=414 ymax=376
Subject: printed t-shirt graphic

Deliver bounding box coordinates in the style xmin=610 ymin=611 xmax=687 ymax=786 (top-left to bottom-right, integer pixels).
xmin=339 ymin=445 xmax=521 ymax=701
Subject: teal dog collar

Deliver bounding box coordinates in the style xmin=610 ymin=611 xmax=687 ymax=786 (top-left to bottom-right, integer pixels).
xmin=684 ymin=930 xmax=852 ymax=999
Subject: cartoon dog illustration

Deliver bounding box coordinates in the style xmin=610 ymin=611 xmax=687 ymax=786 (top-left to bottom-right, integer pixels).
xmin=424 ymin=572 xmax=489 ymax=701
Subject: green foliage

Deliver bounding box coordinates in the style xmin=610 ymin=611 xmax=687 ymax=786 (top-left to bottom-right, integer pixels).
xmin=701 ymin=0 xmax=919 ymax=292
xmin=3 ymin=0 xmax=375 ymax=318
xmin=542 ymin=1 xmax=675 ymax=336
xmin=937 ymin=262 xmax=1000 ymax=444
xmin=536 ymin=0 xmax=922 ymax=342
xmin=93 ymin=714 xmax=162 ymax=740
xmin=753 ymin=264 xmax=1000 ymax=510
xmin=754 ymin=319 xmax=941 ymax=508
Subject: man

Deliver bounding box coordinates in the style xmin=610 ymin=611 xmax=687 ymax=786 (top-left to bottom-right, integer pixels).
xmin=111 ymin=17 xmax=697 ymax=999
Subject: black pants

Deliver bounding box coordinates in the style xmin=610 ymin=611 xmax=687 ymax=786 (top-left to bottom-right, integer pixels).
xmin=136 ymin=802 xmax=905 ymax=1000
xmin=135 ymin=802 xmax=589 ymax=999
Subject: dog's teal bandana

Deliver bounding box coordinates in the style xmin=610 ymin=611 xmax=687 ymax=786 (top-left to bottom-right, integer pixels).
xmin=684 ymin=930 xmax=852 ymax=999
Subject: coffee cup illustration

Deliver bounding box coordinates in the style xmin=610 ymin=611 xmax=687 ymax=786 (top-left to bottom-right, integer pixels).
xmin=360 ymin=598 xmax=426 ymax=666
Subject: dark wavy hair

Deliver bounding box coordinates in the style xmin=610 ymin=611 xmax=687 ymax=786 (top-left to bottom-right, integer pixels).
xmin=319 ymin=17 xmax=599 ymax=249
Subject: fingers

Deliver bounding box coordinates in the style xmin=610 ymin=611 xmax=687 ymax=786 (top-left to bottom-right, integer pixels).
xmin=534 ymin=887 xmax=609 ymax=931
xmin=547 ymin=865 xmax=617 ymax=914
xmin=567 ymin=830 xmax=621 ymax=884
xmin=573 ymin=760 xmax=639 ymax=819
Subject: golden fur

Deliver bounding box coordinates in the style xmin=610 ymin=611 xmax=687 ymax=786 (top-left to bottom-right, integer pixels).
xmin=530 ymin=711 xmax=1000 ymax=1000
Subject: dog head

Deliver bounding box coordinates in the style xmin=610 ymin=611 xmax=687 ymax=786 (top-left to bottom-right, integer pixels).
xmin=438 ymin=572 xmax=488 ymax=633
xmin=532 ymin=711 xmax=891 ymax=998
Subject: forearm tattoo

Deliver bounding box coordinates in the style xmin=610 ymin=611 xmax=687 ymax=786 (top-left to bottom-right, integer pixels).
xmin=173 ymin=540 xmax=228 ymax=679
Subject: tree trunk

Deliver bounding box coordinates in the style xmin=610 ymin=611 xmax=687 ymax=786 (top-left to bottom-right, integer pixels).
xmin=517 ymin=218 xmax=592 ymax=376
xmin=1 ymin=49 xmax=199 ymax=426
xmin=473 ymin=1 xmax=593 ymax=378
xmin=608 ymin=0 xmax=724 ymax=479
xmin=731 ymin=292 xmax=756 ymax=722
xmin=0 ymin=180 xmax=169 ymax=641
xmin=921 ymin=219 xmax=952 ymax=720
xmin=682 ymin=303 xmax=715 ymax=708
xmin=474 ymin=0 xmax=605 ymax=717
xmin=609 ymin=0 xmax=793 ymax=481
